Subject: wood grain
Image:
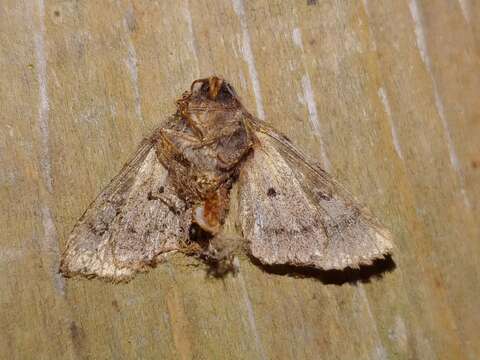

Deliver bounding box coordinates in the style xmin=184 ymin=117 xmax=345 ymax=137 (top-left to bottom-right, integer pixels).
xmin=1 ymin=1 xmax=478 ymax=359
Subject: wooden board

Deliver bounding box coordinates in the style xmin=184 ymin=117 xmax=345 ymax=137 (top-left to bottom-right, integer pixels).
xmin=1 ymin=1 xmax=479 ymax=359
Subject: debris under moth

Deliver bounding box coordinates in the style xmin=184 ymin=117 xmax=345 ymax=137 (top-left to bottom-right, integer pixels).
xmin=60 ymin=76 xmax=393 ymax=282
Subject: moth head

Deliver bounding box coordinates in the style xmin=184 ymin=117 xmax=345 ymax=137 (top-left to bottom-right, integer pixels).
xmin=176 ymin=77 xmax=240 ymax=114
xmin=192 ymin=76 xmax=238 ymax=101
xmin=175 ymin=77 xmax=243 ymax=138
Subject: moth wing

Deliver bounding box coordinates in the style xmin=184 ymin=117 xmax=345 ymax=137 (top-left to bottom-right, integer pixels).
xmin=238 ymin=124 xmax=393 ymax=270
xmin=60 ymin=137 xmax=189 ymax=281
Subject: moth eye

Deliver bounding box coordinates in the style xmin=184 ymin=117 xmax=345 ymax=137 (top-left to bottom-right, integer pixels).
xmin=200 ymin=82 xmax=210 ymax=94
xmin=267 ymin=187 xmax=277 ymax=197
xmin=217 ymin=86 xmax=231 ymax=99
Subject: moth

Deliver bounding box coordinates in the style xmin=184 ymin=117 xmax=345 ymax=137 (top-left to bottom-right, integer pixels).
xmin=60 ymin=76 xmax=393 ymax=281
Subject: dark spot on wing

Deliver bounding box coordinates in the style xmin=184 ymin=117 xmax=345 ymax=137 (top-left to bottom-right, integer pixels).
xmin=307 ymin=0 xmax=318 ymax=5
xmin=267 ymin=187 xmax=277 ymax=197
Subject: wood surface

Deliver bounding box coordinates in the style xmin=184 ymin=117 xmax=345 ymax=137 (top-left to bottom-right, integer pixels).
xmin=1 ymin=1 xmax=479 ymax=359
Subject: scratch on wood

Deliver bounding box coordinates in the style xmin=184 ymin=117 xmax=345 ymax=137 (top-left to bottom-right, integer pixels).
xmin=361 ymin=0 xmax=371 ymax=18
xmin=41 ymin=204 xmax=65 ymax=295
xmin=378 ymin=87 xmax=404 ymax=160
xmin=291 ymin=27 xmax=304 ymax=52
xmin=408 ymin=0 xmax=429 ymax=68
xmin=32 ymin=0 xmax=65 ymax=296
xmin=237 ymin=70 xmax=248 ymax=91
xmin=411 ymin=324 xmax=437 ymax=358
xmin=357 ymin=284 xmax=388 ymax=360
xmin=291 ymin=25 xmax=330 ymax=171
xmin=232 ymin=0 xmax=265 ymax=119
xmin=123 ymin=4 xmax=143 ymax=123
xmin=237 ymin=270 xmax=267 ymax=360
xmin=301 ymin=73 xmax=331 ymax=171
xmin=182 ymin=3 xmax=200 ymax=78
xmin=408 ymin=0 xmax=471 ymax=209
xmin=33 ymin=0 xmax=53 ymax=193
xmin=360 ymin=0 xmax=377 ymax=52
xmin=457 ymin=0 xmax=471 ymax=24
xmin=388 ymin=315 xmax=409 ymax=353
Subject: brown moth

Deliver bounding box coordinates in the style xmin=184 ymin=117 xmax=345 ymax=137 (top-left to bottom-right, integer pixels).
xmin=60 ymin=76 xmax=393 ymax=281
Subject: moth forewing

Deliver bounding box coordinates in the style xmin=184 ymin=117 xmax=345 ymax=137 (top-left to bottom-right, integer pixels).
xmin=238 ymin=122 xmax=393 ymax=270
xmin=60 ymin=137 xmax=188 ymax=282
